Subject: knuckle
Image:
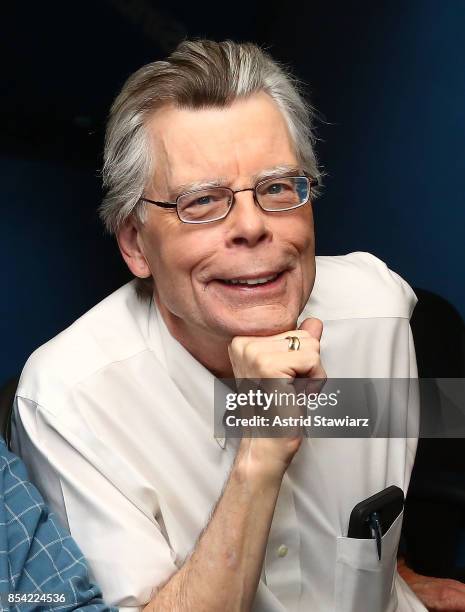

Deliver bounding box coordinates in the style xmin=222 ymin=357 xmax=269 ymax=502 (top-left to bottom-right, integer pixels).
xmin=308 ymin=356 xmax=319 ymax=370
xmin=243 ymin=341 xmax=260 ymax=362
xmin=309 ymin=337 xmax=320 ymax=351
xmin=307 ymin=355 xmax=324 ymax=373
xmin=437 ymin=589 xmax=448 ymax=605
xmin=303 ymin=345 xmax=320 ymax=362
xmin=229 ymin=337 xmax=243 ymax=353
xmin=437 ymin=584 xmax=452 ymax=604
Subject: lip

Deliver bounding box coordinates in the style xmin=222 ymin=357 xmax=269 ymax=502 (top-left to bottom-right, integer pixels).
xmin=211 ymin=270 xmax=287 ymax=293
xmin=213 ymin=269 xmax=286 ymax=283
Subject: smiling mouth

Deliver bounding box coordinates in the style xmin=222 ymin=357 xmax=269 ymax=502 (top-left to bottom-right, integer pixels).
xmin=215 ymin=270 xmax=285 ymax=287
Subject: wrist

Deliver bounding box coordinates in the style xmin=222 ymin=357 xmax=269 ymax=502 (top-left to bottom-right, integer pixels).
xmin=234 ymin=438 xmax=291 ymax=487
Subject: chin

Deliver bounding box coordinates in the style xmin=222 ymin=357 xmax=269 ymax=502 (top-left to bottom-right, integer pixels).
xmin=216 ymin=313 xmax=298 ymax=339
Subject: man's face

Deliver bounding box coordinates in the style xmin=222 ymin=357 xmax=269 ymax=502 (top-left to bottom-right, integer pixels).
xmin=136 ymin=92 xmax=316 ymax=340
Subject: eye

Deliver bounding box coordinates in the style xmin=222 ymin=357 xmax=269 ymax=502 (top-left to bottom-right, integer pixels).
xmin=267 ymin=182 xmax=285 ymax=194
xmin=263 ymin=180 xmax=294 ymax=195
xmin=182 ymin=192 xmax=224 ymax=208
xmin=182 ymin=190 xmax=230 ymax=208
xmin=182 ymin=194 xmax=215 ymax=209
xmin=193 ymin=195 xmax=213 ymax=206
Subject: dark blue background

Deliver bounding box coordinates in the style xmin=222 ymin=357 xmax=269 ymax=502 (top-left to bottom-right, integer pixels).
xmin=1 ymin=0 xmax=464 ymax=382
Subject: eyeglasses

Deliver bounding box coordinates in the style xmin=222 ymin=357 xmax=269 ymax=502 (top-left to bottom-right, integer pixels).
xmin=139 ymin=175 xmax=317 ymax=224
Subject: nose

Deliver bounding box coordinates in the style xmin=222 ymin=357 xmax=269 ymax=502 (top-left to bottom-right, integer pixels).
xmin=224 ymin=190 xmax=271 ymax=248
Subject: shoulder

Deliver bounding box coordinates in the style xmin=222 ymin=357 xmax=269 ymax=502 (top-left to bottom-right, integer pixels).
xmin=16 ymin=281 xmax=151 ymax=407
xmin=303 ymin=252 xmax=417 ymax=321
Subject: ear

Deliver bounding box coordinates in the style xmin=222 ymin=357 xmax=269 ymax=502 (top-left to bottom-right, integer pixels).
xmin=116 ymin=216 xmax=152 ymax=278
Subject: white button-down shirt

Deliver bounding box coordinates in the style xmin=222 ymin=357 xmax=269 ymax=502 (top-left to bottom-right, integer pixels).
xmin=12 ymin=252 xmax=426 ymax=611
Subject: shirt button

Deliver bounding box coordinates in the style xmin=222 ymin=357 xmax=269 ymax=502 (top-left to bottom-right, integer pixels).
xmin=277 ymin=545 xmax=288 ymax=558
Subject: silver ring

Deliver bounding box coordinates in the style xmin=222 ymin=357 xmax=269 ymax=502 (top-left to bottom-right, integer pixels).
xmin=285 ymin=336 xmax=301 ymax=351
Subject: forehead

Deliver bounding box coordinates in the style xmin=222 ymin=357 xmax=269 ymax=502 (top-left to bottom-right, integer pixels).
xmin=145 ymin=92 xmax=298 ymax=193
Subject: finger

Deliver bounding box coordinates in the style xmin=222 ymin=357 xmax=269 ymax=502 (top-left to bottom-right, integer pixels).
xmin=443 ymin=579 xmax=465 ymax=595
xmin=232 ymin=329 xmax=312 ymax=347
xmin=259 ymin=350 xmax=325 ymax=378
xmin=230 ymin=333 xmax=315 ymax=362
xmin=404 ymin=576 xmax=465 ymax=611
xmin=239 ymin=340 xmax=322 ymax=376
xmin=283 ymin=350 xmax=327 ymax=380
xmin=429 ymin=583 xmax=465 ymax=610
xmin=420 ymin=578 xmax=465 ymax=596
xmin=299 ymin=317 xmax=323 ymax=341
xmin=257 ymin=337 xmax=320 ymax=353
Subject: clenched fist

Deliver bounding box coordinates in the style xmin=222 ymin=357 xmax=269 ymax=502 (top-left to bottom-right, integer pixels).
xmin=228 ymin=317 xmax=325 ymax=380
xmin=228 ymin=317 xmax=326 ymax=478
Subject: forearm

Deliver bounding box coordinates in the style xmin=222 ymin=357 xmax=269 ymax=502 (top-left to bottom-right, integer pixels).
xmin=143 ymin=439 xmax=284 ymax=612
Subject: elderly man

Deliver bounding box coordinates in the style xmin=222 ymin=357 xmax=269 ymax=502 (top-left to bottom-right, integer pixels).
xmin=11 ymin=40 xmax=440 ymax=611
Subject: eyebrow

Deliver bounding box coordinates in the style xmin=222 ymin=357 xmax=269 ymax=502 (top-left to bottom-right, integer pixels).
xmin=168 ymin=164 xmax=302 ymax=200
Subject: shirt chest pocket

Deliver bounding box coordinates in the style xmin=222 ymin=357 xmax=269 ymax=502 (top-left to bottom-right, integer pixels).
xmin=335 ymin=511 xmax=403 ymax=612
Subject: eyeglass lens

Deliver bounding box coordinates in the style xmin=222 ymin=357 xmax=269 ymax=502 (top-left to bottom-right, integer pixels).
xmin=177 ymin=176 xmax=309 ymax=223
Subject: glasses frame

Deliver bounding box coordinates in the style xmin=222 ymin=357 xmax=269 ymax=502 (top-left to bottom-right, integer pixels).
xmin=139 ymin=174 xmax=318 ymax=224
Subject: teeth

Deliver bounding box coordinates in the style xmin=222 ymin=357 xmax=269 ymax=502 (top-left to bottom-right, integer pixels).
xmin=224 ymin=274 xmax=278 ymax=286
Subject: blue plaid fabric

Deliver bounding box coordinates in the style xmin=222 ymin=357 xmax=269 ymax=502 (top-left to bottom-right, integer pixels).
xmin=0 ymin=439 xmax=117 ymax=611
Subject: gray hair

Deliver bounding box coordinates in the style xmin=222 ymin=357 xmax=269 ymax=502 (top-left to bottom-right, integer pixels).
xmin=100 ymin=39 xmax=322 ymax=234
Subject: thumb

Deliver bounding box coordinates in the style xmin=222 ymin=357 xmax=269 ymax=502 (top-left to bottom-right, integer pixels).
xmin=299 ymin=317 xmax=323 ymax=341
